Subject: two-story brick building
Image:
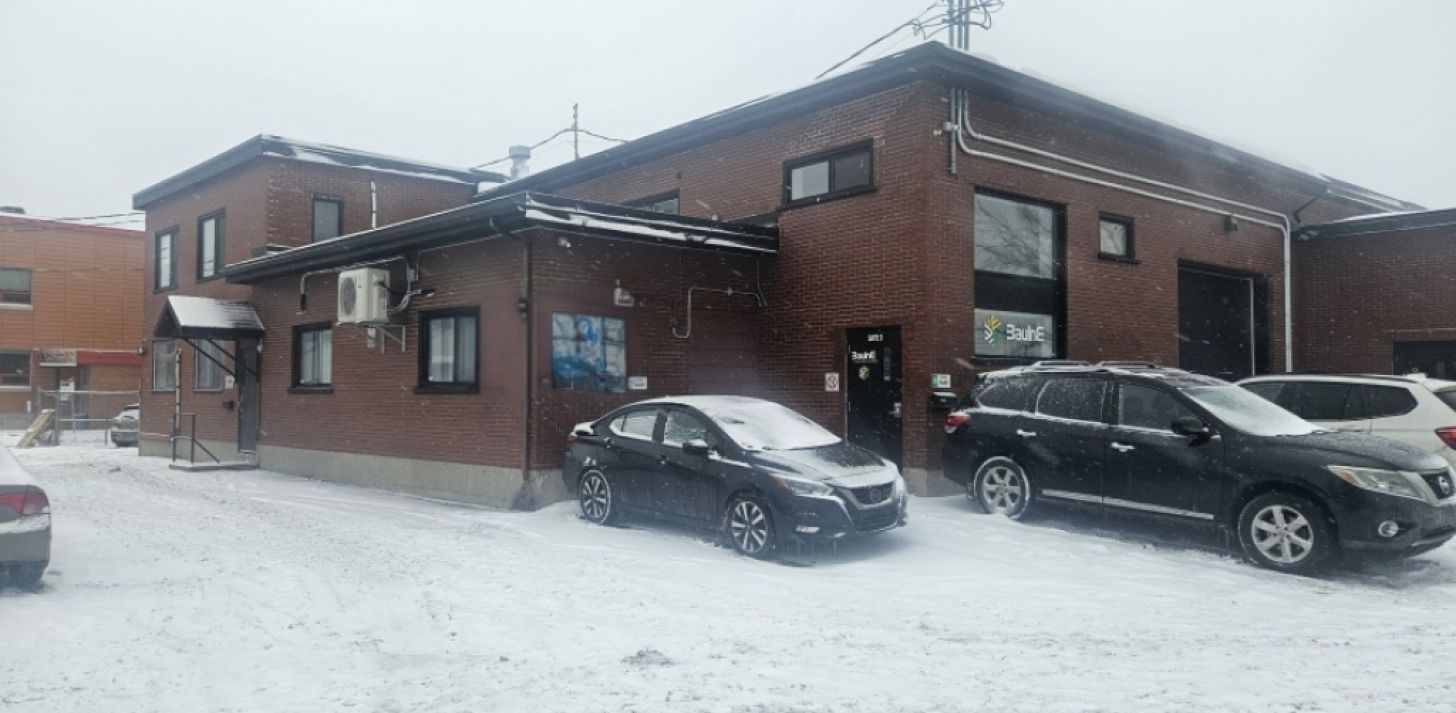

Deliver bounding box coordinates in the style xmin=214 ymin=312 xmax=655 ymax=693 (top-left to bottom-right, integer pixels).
xmin=137 ymin=43 xmax=1420 ymax=507
xmin=0 ymin=210 xmax=145 ymax=429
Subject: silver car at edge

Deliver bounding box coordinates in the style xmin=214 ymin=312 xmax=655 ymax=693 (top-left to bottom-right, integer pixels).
xmin=0 ymin=443 xmax=51 ymax=589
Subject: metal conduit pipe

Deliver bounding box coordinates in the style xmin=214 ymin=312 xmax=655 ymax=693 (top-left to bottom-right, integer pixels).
xmin=951 ymin=110 xmax=1298 ymax=371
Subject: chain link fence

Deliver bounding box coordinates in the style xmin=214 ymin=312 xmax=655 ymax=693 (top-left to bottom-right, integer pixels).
xmin=34 ymin=389 xmax=141 ymax=446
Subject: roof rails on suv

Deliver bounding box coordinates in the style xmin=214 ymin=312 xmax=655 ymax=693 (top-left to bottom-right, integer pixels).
xmin=1019 ymin=360 xmax=1179 ymax=373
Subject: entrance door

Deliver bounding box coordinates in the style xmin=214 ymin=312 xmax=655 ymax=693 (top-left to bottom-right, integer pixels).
xmin=1178 ymin=266 xmax=1264 ymax=380
xmin=236 ymin=341 xmax=260 ymax=453
xmin=846 ymin=327 xmax=903 ymax=466
xmin=1394 ymin=341 xmax=1456 ymax=379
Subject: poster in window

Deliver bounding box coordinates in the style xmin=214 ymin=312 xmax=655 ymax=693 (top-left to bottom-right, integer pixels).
xmin=551 ymin=313 xmax=626 ymax=392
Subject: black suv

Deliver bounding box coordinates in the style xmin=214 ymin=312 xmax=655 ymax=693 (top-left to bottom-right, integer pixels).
xmin=942 ymin=361 xmax=1456 ymax=574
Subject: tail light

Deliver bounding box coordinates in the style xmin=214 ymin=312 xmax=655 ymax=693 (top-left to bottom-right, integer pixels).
xmin=1436 ymin=427 xmax=1456 ymax=449
xmin=22 ymin=488 xmax=49 ymax=516
xmin=566 ymin=432 xmax=578 ymax=446
xmin=944 ymin=410 xmax=971 ymax=434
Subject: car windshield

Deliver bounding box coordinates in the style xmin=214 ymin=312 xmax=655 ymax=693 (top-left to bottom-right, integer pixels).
xmin=1183 ymin=385 xmax=1321 ymax=437
xmin=698 ymin=401 xmax=840 ymax=451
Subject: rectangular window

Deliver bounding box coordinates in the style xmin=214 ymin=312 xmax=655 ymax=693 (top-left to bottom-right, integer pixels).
xmin=152 ymin=340 xmax=177 ymax=391
xmin=193 ymin=340 xmax=226 ymax=391
xmin=155 ymin=229 xmax=177 ymax=290
xmin=0 ymin=267 xmax=32 ymax=305
xmin=0 ymin=352 xmax=30 ymax=387
xmin=198 ymin=213 xmax=224 ymax=279
xmin=293 ymin=324 xmax=333 ymax=388
xmin=1099 ymin=216 xmax=1134 ymax=259
xmin=628 ymin=192 xmax=680 ymax=215
xmin=551 ymin=313 xmax=627 ymax=392
xmin=1036 ymin=377 xmax=1108 ymax=423
xmin=975 ymin=193 xmax=1057 ymax=278
xmin=419 ymin=308 xmax=479 ymax=390
xmin=784 ymin=143 xmax=873 ymax=205
xmin=312 ymin=197 xmax=343 ymax=242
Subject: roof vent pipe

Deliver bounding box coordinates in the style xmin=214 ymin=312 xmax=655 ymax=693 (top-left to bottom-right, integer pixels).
xmin=508 ymin=145 xmax=531 ymax=180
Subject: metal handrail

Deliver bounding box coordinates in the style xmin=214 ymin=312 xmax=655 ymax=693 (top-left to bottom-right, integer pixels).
xmin=170 ymin=412 xmax=220 ymax=464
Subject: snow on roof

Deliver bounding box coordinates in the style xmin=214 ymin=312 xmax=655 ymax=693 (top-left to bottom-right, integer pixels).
xmin=161 ymin=296 xmax=265 ymax=337
xmin=258 ymin=135 xmax=499 ymax=185
xmin=520 ymin=204 xmax=776 ymax=254
xmin=0 ymin=444 xmax=36 ymax=486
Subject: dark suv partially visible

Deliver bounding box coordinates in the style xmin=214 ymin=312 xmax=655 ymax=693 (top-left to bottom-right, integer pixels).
xmin=942 ymin=361 xmax=1456 ymax=574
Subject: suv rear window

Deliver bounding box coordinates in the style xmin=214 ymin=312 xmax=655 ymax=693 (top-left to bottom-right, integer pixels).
xmin=1035 ymin=377 xmax=1107 ymax=422
xmin=1281 ymin=382 xmax=1358 ymax=421
xmin=1434 ymin=389 xmax=1456 ymax=414
xmin=972 ymin=376 xmax=1038 ymax=411
xmin=1360 ymin=385 xmax=1417 ymax=419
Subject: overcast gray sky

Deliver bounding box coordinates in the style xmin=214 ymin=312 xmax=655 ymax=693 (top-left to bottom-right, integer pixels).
xmin=2 ymin=0 xmax=1451 ymax=227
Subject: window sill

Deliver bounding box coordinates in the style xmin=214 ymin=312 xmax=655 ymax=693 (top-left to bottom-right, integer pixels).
xmin=779 ymin=184 xmax=876 ymax=211
xmin=414 ymin=384 xmax=480 ymax=395
xmin=0 ymin=385 xmax=31 ymax=392
xmin=289 ymin=385 xmax=334 ymax=395
xmin=196 ymin=273 xmax=223 ymax=283
xmin=1097 ymin=253 xmax=1141 ymax=265
xmin=193 ymin=388 xmax=225 ymax=394
xmin=151 ymin=388 xmax=177 ymax=393
xmin=0 ymin=302 xmax=33 ymax=311
xmin=153 ymin=286 xmax=178 ymax=294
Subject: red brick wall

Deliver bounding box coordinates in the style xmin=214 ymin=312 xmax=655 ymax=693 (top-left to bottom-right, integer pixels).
xmin=1293 ymin=226 xmax=1456 ymax=373
xmin=138 ymin=158 xmax=475 ymax=449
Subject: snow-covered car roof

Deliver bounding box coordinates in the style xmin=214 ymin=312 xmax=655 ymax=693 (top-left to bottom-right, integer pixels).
xmin=0 ymin=444 xmax=36 ymax=486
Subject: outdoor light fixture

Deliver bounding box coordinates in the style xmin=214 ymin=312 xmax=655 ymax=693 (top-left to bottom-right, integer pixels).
xmin=1224 ymin=214 xmax=1240 ymax=233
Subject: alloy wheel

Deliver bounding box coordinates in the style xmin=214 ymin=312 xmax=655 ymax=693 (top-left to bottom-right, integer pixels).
xmin=1250 ymin=504 xmax=1314 ymax=564
xmin=579 ymin=472 xmax=612 ymax=523
xmin=980 ymin=465 xmax=1024 ymax=514
xmin=728 ymin=499 xmax=770 ymax=555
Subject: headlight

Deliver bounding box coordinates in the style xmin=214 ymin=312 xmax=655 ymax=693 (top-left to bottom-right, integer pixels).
xmin=771 ymin=474 xmax=835 ymax=498
xmin=1326 ymin=466 xmax=1428 ymax=502
xmin=893 ymin=472 xmax=906 ymax=495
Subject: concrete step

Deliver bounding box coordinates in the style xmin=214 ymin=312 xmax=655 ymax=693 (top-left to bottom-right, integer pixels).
xmin=168 ymin=461 xmax=258 ymax=472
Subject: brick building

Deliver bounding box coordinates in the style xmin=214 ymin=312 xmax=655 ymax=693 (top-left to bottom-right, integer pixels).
xmin=0 ymin=210 xmax=145 ymax=429
xmin=1293 ymin=208 xmax=1456 ymax=375
xmin=136 ymin=43 xmax=1420 ymax=506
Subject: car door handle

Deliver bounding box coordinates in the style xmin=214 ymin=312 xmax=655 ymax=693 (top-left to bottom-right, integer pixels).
xmin=1016 ymin=429 xmax=1037 ymax=438
xmin=1110 ymin=442 xmax=1135 ymax=453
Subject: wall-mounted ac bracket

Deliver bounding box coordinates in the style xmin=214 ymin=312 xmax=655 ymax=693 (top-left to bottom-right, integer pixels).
xmin=344 ymin=322 xmax=406 ymax=353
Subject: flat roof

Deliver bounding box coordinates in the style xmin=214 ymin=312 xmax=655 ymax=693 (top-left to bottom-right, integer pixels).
xmin=1296 ymin=207 xmax=1456 ymax=240
xmin=478 ymin=42 xmax=1417 ymax=214
xmin=133 ymin=135 xmax=510 ymax=210
xmin=0 ymin=212 xmax=143 ymax=238
xmin=223 ymin=192 xmax=778 ymax=284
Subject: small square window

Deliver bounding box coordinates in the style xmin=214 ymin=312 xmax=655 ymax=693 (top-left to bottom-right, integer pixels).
xmin=0 ymin=351 xmax=30 ymax=387
xmin=313 ymin=198 xmax=343 ymax=242
xmin=293 ymin=325 xmax=333 ymax=387
xmin=784 ymin=143 xmax=873 ymax=205
xmin=0 ymin=267 xmax=32 ymax=305
xmin=198 ymin=213 xmax=224 ymax=279
xmin=1099 ymin=217 xmax=1133 ymax=259
xmin=419 ymin=308 xmax=479 ymax=391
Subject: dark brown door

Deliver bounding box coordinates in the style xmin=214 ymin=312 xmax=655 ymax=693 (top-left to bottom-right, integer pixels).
xmin=846 ymin=327 xmax=903 ymax=466
xmin=237 ymin=341 xmax=260 ymax=453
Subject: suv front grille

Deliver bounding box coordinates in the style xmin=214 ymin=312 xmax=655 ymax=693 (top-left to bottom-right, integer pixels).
xmin=1420 ymin=470 xmax=1456 ymax=500
xmin=849 ymin=483 xmax=895 ymax=507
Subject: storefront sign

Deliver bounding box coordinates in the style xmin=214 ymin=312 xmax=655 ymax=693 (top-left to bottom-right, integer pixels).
xmin=39 ymin=348 xmax=77 ymax=367
xmin=974 ymin=309 xmax=1056 ymax=358
xmin=850 ymin=349 xmax=877 ymax=364
xmin=628 ymin=376 xmax=648 ymax=391
xmin=931 ymin=373 xmax=951 ymax=389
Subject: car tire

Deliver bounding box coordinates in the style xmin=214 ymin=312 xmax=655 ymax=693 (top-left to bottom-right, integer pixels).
xmin=971 ymin=457 xmax=1034 ymax=521
xmin=1236 ymin=492 xmax=1338 ymax=575
xmin=577 ymin=470 xmax=618 ymax=525
xmin=725 ymin=493 xmax=776 ymax=559
xmin=8 ymin=563 xmax=45 ymax=590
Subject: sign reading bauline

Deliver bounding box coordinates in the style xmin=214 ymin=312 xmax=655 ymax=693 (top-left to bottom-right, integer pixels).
xmin=974 ymin=308 xmax=1055 ymax=358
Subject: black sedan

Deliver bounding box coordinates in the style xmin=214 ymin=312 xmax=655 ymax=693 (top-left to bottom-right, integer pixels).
xmin=564 ymin=396 xmax=907 ymax=558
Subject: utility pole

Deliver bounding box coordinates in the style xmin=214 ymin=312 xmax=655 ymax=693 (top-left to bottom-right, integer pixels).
xmin=572 ymin=102 xmax=580 ymax=160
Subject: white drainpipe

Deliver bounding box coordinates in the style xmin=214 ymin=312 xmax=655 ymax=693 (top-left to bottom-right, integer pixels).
xmin=950 ymin=103 xmax=1298 ymax=372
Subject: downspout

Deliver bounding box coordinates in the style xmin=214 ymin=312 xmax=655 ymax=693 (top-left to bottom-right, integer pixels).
xmin=491 ymin=217 xmax=534 ymax=505
xmin=951 ymin=105 xmax=1297 ymax=372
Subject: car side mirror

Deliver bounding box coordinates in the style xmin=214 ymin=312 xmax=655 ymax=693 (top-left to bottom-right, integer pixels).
xmin=682 ymin=438 xmax=712 ymax=456
xmin=1171 ymin=416 xmax=1212 ymax=438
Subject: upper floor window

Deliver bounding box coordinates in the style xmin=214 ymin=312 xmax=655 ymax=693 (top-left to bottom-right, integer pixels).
xmin=155 ymin=229 xmax=177 ymax=291
xmin=419 ymin=308 xmax=479 ymax=392
xmin=975 ymin=193 xmax=1057 ymax=279
xmin=1099 ymin=215 xmax=1134 ymax=260
xmin=0 ymin=267 xmax=32 ymax=305
xmin=0 ymin=351 xmax=30 ymax=387
xmin=152 ymin=340 xmax=177 ymax=391
xmin=313 ymin=197 xmax=343 ymax=242
xmin=194 ymin=339 xmax=226 ymax=391
xmin=293 ymin=324 xmax=333 ymax=388
xmin=784 ymin=142 xmax=873 ymax=206
xmin=628 ymin=192 xmax=679 ymax=215
xmin=198 ymin=213 xmax=224 ymax=280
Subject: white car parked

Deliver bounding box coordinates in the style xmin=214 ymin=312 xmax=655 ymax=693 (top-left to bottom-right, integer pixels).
xmin=1238 ymin=373 xmax=1456 ymax=469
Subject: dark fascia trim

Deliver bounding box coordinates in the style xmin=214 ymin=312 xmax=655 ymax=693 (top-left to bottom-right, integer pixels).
xmin=1296 ymin=208 xmax=1456 ymax=241
xmin=223 ymin=191 xmax=779 ymax=284
xmin=133 ymin=134 xmax=508 ymax=210
xmin=472 ymin=42 xmax=1415 ymax=214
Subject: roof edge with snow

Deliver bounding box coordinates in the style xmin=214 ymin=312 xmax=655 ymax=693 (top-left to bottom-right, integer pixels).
xmin=1297 ymin=207 xmax=1456 ymax=240
xmin=133 ymin=135 xmax=509 ymax=210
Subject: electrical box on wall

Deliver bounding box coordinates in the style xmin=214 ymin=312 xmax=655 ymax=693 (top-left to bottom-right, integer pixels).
xmin=613 ymin=286 xmax=635 ymax=307
xmin=337 ymin=268 xmax=390 ymax=324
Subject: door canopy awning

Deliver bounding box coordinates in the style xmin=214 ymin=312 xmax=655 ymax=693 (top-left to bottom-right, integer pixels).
xmin=154 ymin=295 xmax=265 ymax=341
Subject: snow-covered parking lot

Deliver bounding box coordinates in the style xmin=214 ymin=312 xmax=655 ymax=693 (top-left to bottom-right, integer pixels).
xmin=4 ymin=442 xmax=1456 ymax=713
